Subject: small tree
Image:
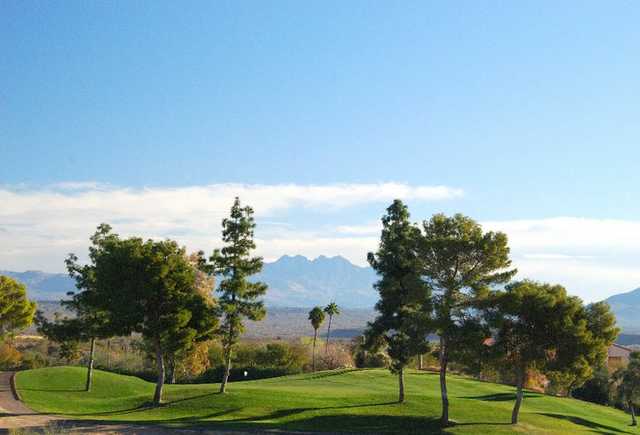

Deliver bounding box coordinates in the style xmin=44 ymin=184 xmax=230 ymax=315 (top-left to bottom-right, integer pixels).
xmin=207 ymin=198 xmax=268 ymax=393
xmin=323 ymin=302 xmax=340 ymax=356
xmin=365 ymin=200 xmax=432 ymax=403
xmin=0 ymin=276 xmax=36 ymax=342
xmin=419 ymin=213 xmax=515 ymax=426
xmin=612 ymin=352 xmax=640 ymax=426
xmin=308 ymin=307 xmax=325 ymax=372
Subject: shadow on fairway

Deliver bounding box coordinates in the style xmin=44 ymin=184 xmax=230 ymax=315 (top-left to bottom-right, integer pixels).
xmin=462 ymin=392 xmax=541 ymax=402
xmin=538 ymin=412 xmax=634 ymax=434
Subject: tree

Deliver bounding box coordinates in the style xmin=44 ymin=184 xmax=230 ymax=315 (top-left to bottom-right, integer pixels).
xmin=207 ymin=198 xmax=268 ymax=393
xmin=612 ymin=352 xmax=640 ymax=426
xmin=308 ymin=306 xmax=325 ymax=372
xmin=365 ymin=200 xmax=432 ymax=403
xmin=418 ymin=213 xmax=515 ymax=426
xmin=488 ymin=280 xmax=617 ymax=424
xmin=323 ymin=302 xmax=340 ymax=356
xmin=87 ymin=229 xmax=218 ymax=405
xmin=0 ymin=276 xmax=36 ymax=342
xmin=54 ymin=224 xmax=122 ymax=391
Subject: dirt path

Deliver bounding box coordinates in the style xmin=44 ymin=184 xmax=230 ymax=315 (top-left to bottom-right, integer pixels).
xmin=0 ymin=371 xmax=60 ymax=431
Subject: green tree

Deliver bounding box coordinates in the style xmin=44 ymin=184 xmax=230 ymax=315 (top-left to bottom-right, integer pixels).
xmin=488 ymin=280 xmax=617 ymax=424
xmin=418 ymin=213 xmax=515 ymax=426
xmin=0 ymin=276 xmax=36 ymax=342
xmin=365 ymin=200 xmax=432 ymax=403
xmin=54 ymin=224 xmax=122 ymax=391
xmin=612 ymin=351 xmax=640 ymax=426
xmin=323 ymin=302 xmax=340 ymax=356
xmin=88 ymin=229 xmax=218 ymax=405
xmin=308 ymin=306 xmax=325 ymax=372
xmin=207 ymin=198 xmax=268 ymax=393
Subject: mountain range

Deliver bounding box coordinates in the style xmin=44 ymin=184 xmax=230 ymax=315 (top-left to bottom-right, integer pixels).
xmin=605 ymin=288 xmax=640 ymax=334
xmin=5 ymin=257 xmax=640 ymax=335
xmin=1 ymin=255 xmax=379 ymax=308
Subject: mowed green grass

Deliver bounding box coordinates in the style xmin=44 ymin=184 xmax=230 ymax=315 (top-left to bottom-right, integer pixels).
xmin=16 ymin=366 xmax=637 ymax=434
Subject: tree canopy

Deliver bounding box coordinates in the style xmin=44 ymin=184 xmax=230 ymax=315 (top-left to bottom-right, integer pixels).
xmin=419 ymin=213 xmax=516 ymax=425
xmin=487 ymin=280 xmax=618 ymax=424
xmin=0 ymin=275 xmax=36 ymax=342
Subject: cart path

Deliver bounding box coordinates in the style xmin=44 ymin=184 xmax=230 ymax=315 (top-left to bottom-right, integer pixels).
xmin=0 ymin=371 xmax=61 ymax=430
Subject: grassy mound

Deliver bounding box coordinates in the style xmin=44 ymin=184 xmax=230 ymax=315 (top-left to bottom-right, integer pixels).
xmin=16 ymin=366 xmax=637 ymax=434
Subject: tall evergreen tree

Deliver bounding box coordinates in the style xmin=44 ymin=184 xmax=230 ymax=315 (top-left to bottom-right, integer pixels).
xmin=365 ymin=200 xmax=432 ymax=403
xmin=323 ymin=302 xmax=340 ymax=356
xmin=418 ymin=213 xmax=515 ymax=426
xmin=60 ymin=224 xmax=120 ymax=391
xmin=308 ymin=306 xmax=325 ymax=372
xmin=208 ymin=197 xmax=268 ymax=393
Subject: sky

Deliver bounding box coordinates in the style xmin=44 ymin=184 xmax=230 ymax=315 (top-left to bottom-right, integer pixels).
xmin=2 ymin=1 xmax=640 ymax=302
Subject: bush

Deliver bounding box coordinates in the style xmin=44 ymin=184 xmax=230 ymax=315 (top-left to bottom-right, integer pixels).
xmin=572 ymin=367 xmax=611 ymax=405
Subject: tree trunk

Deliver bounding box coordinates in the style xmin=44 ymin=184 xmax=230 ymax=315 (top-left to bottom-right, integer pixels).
xmin=398 ymin=368 xmax=405 ymax=403
xmin=219 ymin=347 xmax=232 ymax=393
xmin=439 ymin=336 xmax=449 ymax=426
xmin=511 ymin=367 xmax=525 ymax=424
xmin=85 ymin=337 xmax=96 ymax=392
xmin=106 ymin=339 xmax=111 ymax=369
xmin=312 ymin=328 xmax=318 ymax=372
xmin=631 ymin=402 xmax=637 ymax=426
xmin=168 ymin=355 xmax=176 ymax=384
xmin=418 ymin=354 xmax=423 ymax=370
xmin=325 ymin=315 xmax=333 ymax=356
xmin=153 ymin=339 xmax=165 ymax=405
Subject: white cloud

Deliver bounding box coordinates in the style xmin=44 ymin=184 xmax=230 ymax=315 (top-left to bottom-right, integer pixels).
xmin=482 ymin=217 xmax=640 ymax=301
xmin=0 ymin=182 xmax=458 ymax=272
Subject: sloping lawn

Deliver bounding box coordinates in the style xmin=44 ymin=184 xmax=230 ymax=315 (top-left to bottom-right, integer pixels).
xmin=16 ymin=366 xmax=637 ymax=434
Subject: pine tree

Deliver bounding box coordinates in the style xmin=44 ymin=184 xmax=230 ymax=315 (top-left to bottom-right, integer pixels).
xmin=208 ymin=198 xmax=268 ymax=393
xmin=419 ymin=213 xmax=515 ymax=426
xmin=365 ymin=200 xmax=432 ymax=403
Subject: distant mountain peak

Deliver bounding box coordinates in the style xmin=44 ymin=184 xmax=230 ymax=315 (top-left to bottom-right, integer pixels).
xmin=4 ymin=254 xmax=378 ymax=308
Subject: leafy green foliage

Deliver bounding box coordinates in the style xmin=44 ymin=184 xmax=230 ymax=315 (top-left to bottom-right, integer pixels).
xmin=612 ymin=351 xmax=640 ymax=425
xmin=487 ymin=280 xmax=618 ymax=423
xmin=206 ymin=197 xmax=267 ymax=392
xmin=419 ymin=213 xmax=515 ymax=425
xmin=77 ymin=226 xmax=218 ymax=404
xmin=0 ymin=275 xmax=36 ymax=341
xmin=365 ymin=200 xmax=432 ymax=402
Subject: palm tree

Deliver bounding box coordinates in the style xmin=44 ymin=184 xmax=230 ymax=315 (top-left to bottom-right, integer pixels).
xmin=323 ymin=302 xmax=340 ymax=356
xmin=308 ymin=306 xmax=326 ymax=372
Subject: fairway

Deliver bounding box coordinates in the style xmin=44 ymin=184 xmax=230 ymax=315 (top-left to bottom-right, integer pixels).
xmin=15 ymin=367 xmax=637 ymax=434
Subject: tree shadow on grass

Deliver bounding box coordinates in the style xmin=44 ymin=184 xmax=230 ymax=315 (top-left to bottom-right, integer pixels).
xmin=461 ymin=392 xmax=541 ymax=402
xmin=538 ymin=412 xmax=635 ymax=434
xmin=20 ymin=388 xmax=86 ymax=393
xmin=296 ymin=369 xmax=359 ymax=381
xmin=56 ymin=391 xmax=223 ymax=417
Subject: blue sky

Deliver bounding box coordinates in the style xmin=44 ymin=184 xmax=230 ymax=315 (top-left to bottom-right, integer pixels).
xmin=2 ymin=1 xmax=640 ymax=301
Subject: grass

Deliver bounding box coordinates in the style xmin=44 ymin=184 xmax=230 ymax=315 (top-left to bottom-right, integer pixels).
xmin=16 ymin=366 xmax=639 ymax=434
